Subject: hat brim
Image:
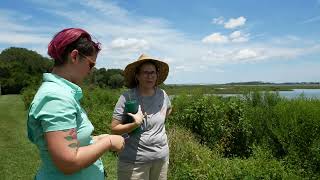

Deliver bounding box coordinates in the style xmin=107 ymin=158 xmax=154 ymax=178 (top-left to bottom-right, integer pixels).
xmin=124 ymin=57 xmax=169 ymax=88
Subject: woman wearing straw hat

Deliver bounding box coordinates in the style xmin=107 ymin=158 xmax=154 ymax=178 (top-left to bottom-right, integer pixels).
xmin=111 ymin=54 xmax=172 ymax=180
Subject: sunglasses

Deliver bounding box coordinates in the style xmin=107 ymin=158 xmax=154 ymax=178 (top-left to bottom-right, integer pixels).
xmin=78 ymin=51 xmax=96 ymax=70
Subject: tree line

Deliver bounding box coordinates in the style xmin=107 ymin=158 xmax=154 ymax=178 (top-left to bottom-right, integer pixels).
xmin=0 ymin=47 xmax=124 ymax=95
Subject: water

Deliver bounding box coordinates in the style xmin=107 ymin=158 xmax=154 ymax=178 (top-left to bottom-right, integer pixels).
xmin=278 ymin=89 xmax=320 ymax=99
xmin=220 ymin=89 xmax=320 ymax=99
xmin=169 ymin=89 xmax=320 ymax=99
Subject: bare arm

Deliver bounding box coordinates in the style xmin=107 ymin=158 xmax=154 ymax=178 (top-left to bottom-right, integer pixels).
xmin=111 ymin=119 xmax=140 ymax=135
xmin=92 ymin=134 xmax=110 ymax=142
xmin=45 ymin=128 xmax=124 ymax=175
xmin=166 ymin=107 xmax=172 ymax=118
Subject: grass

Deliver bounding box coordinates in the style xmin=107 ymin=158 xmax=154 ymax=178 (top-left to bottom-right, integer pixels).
xmin=0 ymin=95 xmax=40 ymax=180
xmin=0 ymin=95 xmax=118 ymax=180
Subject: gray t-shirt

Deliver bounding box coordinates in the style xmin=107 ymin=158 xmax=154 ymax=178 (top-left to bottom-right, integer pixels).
xmin=113 ymin=87 xmax=172 ymax=163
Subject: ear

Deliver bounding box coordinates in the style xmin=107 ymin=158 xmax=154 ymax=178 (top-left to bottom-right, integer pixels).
xmin=70 ymin=49 xmax=79 ymax=64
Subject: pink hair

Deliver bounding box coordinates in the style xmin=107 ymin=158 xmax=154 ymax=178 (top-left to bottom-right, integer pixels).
xmin=47 ymin=28 xmax=100 ymax=62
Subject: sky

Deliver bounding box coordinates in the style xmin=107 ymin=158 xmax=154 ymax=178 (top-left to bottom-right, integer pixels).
xmin=0 ymin=0 xmax=320 ymax=84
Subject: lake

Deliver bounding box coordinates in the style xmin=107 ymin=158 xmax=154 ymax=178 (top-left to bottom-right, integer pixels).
xmin=220 ymin=89 xmax=320 ymax=99
xmin=169 ymin=89 xmax=320 ymax=100
xmin=278 ymin=89 xmax=320 ymax=99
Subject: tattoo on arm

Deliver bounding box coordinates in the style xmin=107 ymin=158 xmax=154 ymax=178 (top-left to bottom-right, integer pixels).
xmin=63 ymin=128 xmax=79 ymax=149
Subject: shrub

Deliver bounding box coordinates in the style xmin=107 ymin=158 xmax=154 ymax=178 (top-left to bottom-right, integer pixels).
xmin=167 ymin=125 xmax=216 ymax=180
xmin=167 ymin=126 xmax=301 ymax=179
xmin=270 ymin=98 xmax=320 ymax=177
xmin=81 ymin=86 xmax=123 ymax=134
xmin=21 ymin=85 xmax=38 ymax=109
xmin=170 ymin=95 xmax=252 ymax=158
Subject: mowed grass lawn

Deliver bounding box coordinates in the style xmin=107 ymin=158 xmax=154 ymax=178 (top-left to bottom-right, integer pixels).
xmin=0 ymin=95 xmax=39 ymax=179
xmin=0 ymin=95 xmax=118 ymax=180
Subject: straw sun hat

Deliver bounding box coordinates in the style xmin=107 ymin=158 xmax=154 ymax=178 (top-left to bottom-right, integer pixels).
xmin=124 ymin=54 xmax=169 ymax=88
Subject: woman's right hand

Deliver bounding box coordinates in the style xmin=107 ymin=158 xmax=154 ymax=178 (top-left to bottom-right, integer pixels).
xmin=107 ymin=135 xmax=125 ymax=152
xmin=127 ymin=105 xmax=144 ymax=126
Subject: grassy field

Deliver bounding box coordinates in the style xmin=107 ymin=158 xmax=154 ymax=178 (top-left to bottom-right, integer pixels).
xmin=0 ymin=95 xmax=117 ymax=180
xmin=0 ymin=95 xmax=40 ymax=180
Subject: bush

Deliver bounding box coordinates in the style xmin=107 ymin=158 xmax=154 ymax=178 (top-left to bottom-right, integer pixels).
xmin=169 ymin=92 xmax=320 ymax=178
xmin=270 ymin=98 xmax=320 ymax=177
xmin=167 ymin=126 xmax=300 ymax=179
xmin=81 ymin=86 xmax=124 ymax=134
xmin=21 ymin=85 xmax=38 ymax=109
xmin=167 ymin=125 xmax=217 ymax=180
xmin=170 ymin=95 xmax=252 ymax=158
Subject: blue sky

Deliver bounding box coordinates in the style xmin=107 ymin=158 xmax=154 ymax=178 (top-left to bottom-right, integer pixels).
xmin=0 ymin=0 xmax=320 ymax=84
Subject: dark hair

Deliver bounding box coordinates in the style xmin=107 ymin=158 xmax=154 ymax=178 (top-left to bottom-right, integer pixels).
xmin=136 ymin=61 xmax=159 ymax=74
xmin=48 ymin=28 xmax=101 ymax=66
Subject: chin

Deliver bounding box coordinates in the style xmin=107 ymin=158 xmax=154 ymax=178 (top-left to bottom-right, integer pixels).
xmin=148 ymin=84 xmax=156 ymax=89
xmin=140 ymin=84 xmax=154 ymax=89
xmin=74 ymin=78 xmax=83 ymax=86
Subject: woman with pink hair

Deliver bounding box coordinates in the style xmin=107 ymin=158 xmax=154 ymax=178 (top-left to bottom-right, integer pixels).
xmin=27 ymin=28 xmax=124 ymax=179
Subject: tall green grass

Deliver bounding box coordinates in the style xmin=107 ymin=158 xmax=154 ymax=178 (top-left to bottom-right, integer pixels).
xmin=167 ymin=125 xmax=300 ymax=179
xmin=169 ymin=91 xmax=320 ymax=178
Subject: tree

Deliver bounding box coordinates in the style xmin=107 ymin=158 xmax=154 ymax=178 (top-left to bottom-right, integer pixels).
xmin=85 ymin=68 xmax=124 ymax=88
xmin=108 ymin=74 xmax=124 ymax=89
xmin=0 ymin=47 xmax=53 ymax=94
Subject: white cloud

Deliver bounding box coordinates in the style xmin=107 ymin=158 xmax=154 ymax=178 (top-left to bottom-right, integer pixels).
xmin=224 ymin=16 xmax=246 ymax=29
xmin=202 ymin=33 xmax=228 ymax=43
xmin=202 ymin=48 xmax=263 ymax=65
xmin=229 ymin=31 xmax=249 ymax=42
xmin=0 ymin=9 xmax=54 ymax=54
xmin=300 ymin=16 xmax=320 ymax=24
xmin=229 ymin=31 xmax=241 ymax=39
xmin=80 ymin=0 xmax=129 ymax=20
xmin=202 ymin=31 xmax=249 ymax=44
xmin=109 ymin=38 xmax=149 ymax=52
xmin=233 ymin=49 xmax=259 ymax=60
xmin=0 ymin=10 xmax=50 ymax=32
xmin=201 ymin=43 xmax=320 ymax=66
xmin=285 ymin=35 xmax=300 ymax=41
xmin=212 ymin=16 xmax=224 ymax=25
xmin=29 ymin=0 xmax=68 ymax=7
xmin=0 ymin=32 xmax=49 ymax=44
xmin=174 ymin=64 xmax=208 ymax=72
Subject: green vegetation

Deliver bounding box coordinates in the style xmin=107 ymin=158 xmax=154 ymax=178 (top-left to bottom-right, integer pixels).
xmin=3 ymin=46 xmax=320 ymax=179
xmin=167 ymin=91 xmax=320 ymax=179
xmin=0 ymin=95 xmax=119 ymax=180
xmin=0 ymin=47 xmax=53 ymax=94
xmin=20 ymin=86 xmax=320 ymax=179
xmin=168 ymin=126 xmax=300 ymax=179
xmin=0 ymin=47 xmax=125 ymax=95
xmin=86 ymin=68 xmax=124 ymax=89
xmin=0 ymin=95 xmax=40 ymax=179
